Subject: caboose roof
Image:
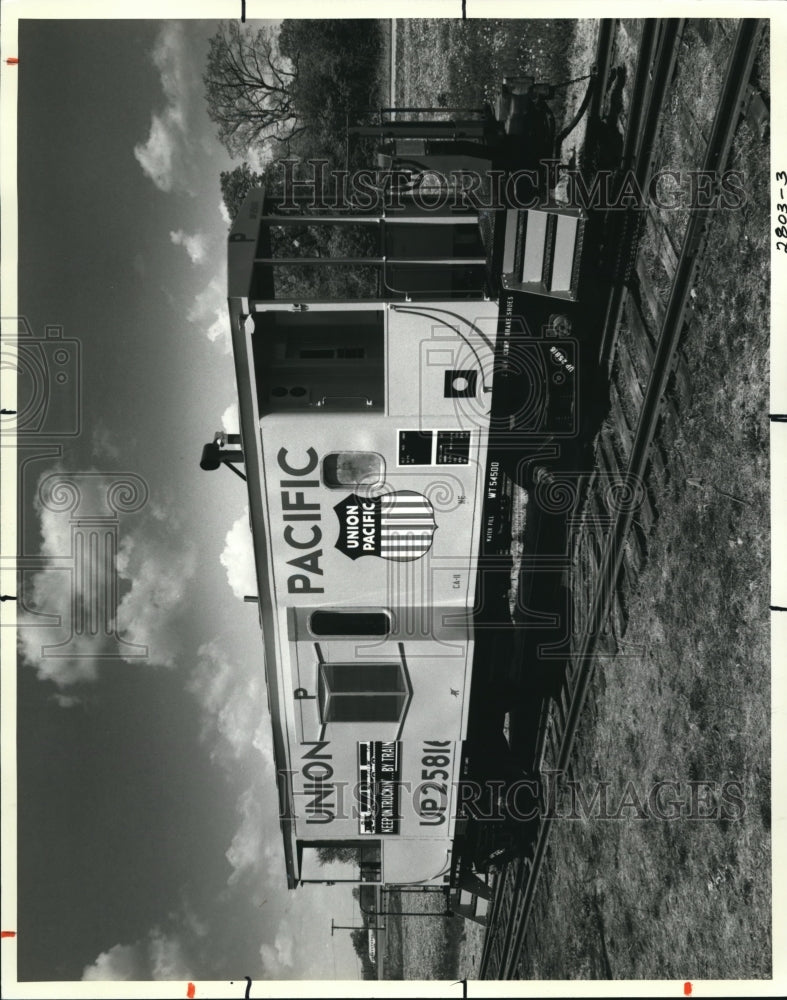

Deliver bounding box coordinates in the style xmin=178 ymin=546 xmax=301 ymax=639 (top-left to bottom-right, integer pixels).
xmin=228 ymin=189 xmax=299 ymax=888
xmin=228 ymin=186 xmax=274 ymax=300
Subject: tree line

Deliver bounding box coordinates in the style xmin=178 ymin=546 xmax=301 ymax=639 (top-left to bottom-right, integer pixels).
xmin=205 ymin=19 xmax=386 ymax=220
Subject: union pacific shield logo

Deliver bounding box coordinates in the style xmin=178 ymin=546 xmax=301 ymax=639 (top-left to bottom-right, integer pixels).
xmin=334 ymin=491 xmax=437 ymax=561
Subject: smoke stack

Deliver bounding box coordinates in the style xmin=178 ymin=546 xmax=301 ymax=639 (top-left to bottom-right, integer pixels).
xmin=200 ymin=431 xmax=243 ymax=471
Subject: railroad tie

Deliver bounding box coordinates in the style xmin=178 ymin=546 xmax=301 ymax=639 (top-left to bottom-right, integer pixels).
xmin=635 ymin=256 xmax=666 ymax=328
xmin=647 ymin=439 xmax=668 ymax=486
xmin=623 ymin=297 xmax=656 ymax=371
xmin=670 ymin=355 xmax=693 ymax=411
xmin=609 ymin=384 xmax=634 ymax=455
xmin=616 ymin=334 xmax=646 ymax=411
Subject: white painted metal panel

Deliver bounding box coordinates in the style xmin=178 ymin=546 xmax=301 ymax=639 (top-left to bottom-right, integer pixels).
xmin=520 ymin=209 xmax=547 ymax=283
xmin=550 ymin=214 xmax=578 ymax=292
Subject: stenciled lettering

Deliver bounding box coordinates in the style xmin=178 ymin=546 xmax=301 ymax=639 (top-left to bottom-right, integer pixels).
xmin=417 ymin=740 xmax=452 ymax=826
xmin=278 ymin=447 xmax=324 ymax=593
xmin=301 ymin=742 xmax=336 ymax=824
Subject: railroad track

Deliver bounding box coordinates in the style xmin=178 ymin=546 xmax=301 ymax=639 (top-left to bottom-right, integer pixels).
xmin=585 ymin=19 xmax=617 ymax=134
xmin=479 ymin=17 xmax=765 ymax=980
xmin=597 ymin=18 xmax=685 ymax=367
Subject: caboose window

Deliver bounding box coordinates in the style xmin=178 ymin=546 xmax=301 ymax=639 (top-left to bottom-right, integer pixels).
xmin=322 ymin=452 xmax=384 ymax=490
xmin=310 ymin=610 xmax=391 ymax=637
xmin=298 ymin=841 xmax=381 ymax=883
xmin=298 ymin=347 xmax=366 ymax=360
xmin=299 ymin=348 xmax=335 ymax=359
xmin=319 ymin=662 xmax=408 ymax=724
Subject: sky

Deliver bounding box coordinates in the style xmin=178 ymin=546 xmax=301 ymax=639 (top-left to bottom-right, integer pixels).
xmin=12 ymin=15 xmax=366 ymax=984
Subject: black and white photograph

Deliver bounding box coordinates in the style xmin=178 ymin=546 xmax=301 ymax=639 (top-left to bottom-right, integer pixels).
xmin=1 ymin=1 xmax=783 ymax=995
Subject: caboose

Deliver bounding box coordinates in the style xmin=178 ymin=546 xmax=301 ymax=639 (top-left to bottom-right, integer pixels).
xmin=201 ymin=80 xmax=591 ymax=891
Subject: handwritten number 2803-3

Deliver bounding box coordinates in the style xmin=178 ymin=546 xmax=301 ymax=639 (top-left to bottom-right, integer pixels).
xmin=775 ymin=175 xmax=787 ymax=248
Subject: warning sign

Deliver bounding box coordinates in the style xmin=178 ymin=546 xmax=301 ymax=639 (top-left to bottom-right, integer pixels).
xmin=358 ymin=741 xmax=401 ymax=835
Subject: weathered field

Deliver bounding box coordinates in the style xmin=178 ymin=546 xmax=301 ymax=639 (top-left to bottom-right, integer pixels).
xmin=383 ymin=890 xmax=467 ymax=981
xmin=394 ymin=18 xmax=581 ymax=129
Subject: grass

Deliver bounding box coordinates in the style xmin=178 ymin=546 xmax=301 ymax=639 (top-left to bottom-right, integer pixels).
xmin=643 ymin=20 xmax=738 ymax=266
xmin=382 ymin=890 xmax=466 ymax=980
xmin=395 ymin=19 xmax=580 ymax=128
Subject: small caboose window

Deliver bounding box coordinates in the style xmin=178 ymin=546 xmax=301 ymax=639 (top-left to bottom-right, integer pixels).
xmin=319 ymin=662 xmax=408 ymax=724
xmin=299 ymin=841 xmax=381 ymax=883
xmin=310 ymin=610 xmax=391 ymax=637
xmin=322 ymin=452 xmax=384 ymax=490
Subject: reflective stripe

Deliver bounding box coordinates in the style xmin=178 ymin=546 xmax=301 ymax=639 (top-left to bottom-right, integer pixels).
xmin=521 ymin=210 xmax=548 ymax=283
xmin=550 ymin=215 xmax=578 ymax=292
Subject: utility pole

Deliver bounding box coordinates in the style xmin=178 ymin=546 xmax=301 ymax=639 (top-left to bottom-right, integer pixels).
xmin=331 ymin=918 xmax=362 ymax=935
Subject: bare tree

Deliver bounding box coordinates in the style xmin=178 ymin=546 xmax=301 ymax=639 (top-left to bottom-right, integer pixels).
xmin=204 ymin=21 xmax=306 ymax=158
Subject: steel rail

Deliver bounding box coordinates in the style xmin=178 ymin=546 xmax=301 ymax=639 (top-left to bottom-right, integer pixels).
xmin=575 ymin=19 xmax=617 ymax=143
xmin=597 ymin=19 xmax=685 ymax=368
xmin=618 ymin=19 xmax=660 ymax=173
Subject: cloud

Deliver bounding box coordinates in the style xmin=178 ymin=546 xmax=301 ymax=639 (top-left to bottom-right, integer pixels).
xmin=221 ymin=402 xmax=239 ymax=435
xmin=260 ymin=929 xmax=294 ymax=976
xmin=220 ymin=508 xmax=256 ymax=600
xmin=186 ymin=639 xmax=280 ymax=893
xmin=151 ymin=24 xmax=187 ymax=124
xmin=92 ymin=422 xmax=121 ymax=461
xmin=53 ymin=693 xmax=82 ymax=709
xmin=82 ymin=929 xmax=192 ymax=981
xmin=18 ymin=467 xmax=196 ymax=689
xmin=187 ymin=639 xmax=272 ymax=766
xmin=223 ymin=771 xmax=286 ymax=896
xmin=82 ymin=942 xmax=140 ymax=981
xmin=133 ymin=23 xmax=195 ymax=193
xmin=187 ymin=272 xmax=230 ymax=352
xmin=134 ymin=116 xmax=180 ymax=193
xmin=149 ymin=932 xmax=192 ymax=979
xmin=18 ymin=472 xmax=114 ymax=686
xmin=225 ymin=786 xmax=266 ymax=887
xmin=170 ymin=229 xmax=207 ymax=264
xmin=219 ymin=200 xmax=232 ymax=225
xmin=115 ymin=533 xmax=197 ymax=668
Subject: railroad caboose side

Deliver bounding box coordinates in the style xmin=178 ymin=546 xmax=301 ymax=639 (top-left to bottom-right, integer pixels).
xmin=202 ymin=76 xmax=597 ymax=890
xmin=219 ymin=188 xmax=501 ymax=887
